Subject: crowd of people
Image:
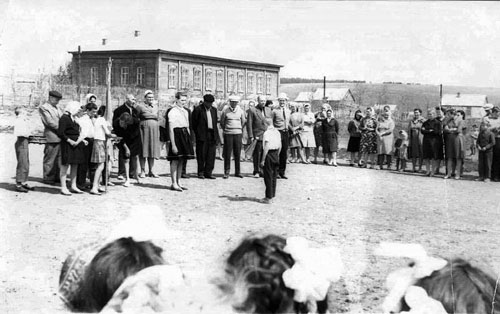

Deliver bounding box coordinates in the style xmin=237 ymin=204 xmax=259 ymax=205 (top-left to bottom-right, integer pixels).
xmin=57 ymin=205 xmax=500 ymax=313
xmin=13 ymin=89 xmax=500 ymax=197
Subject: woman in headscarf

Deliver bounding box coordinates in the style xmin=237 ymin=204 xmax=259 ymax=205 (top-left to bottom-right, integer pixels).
xmin=359 ymin=107 xmax=378 ymax=168
xmin=408 ymin=108 xmax=425 ymax=172
xmin=443 ymin=108 xmax=464 ymax=179
xmin=300 ymin=103 xmax=316 ymax=163
xmin=421 ymin=109 xmax=442 ymax=176
xmin=288 ymin=103 xmax=305 ymax=163
xmin=313 ymin=103 xmax=330 ymax=164
xmin=58 ymin=101 xmax=86 ymax=195
xmin=135 ymin=90 xmax=160 ymax=178
xmin=376 ymin=110 xmax=395 ymax=169
xmin=347 ymin=109 xmax=363 ymax=166
xmin=321 ymin=108 xmax=339 ymax=166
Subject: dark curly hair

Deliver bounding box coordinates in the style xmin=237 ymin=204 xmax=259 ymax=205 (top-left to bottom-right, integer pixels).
xmin=72 ymin=237 xmax=165 ymax=312
xmin=219 ymin=234 xmax=328 ymax=314
xmin=401 ymin=258 xmax=500 ymax=314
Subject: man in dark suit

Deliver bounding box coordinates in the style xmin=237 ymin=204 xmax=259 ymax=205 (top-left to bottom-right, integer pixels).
xmin=247 ymin=95 xmax=272 ymax=177
xmin=113 ymin=94 xmax=139 ymax=179
xmin=192 ymin=94 xmax=219 ymax=179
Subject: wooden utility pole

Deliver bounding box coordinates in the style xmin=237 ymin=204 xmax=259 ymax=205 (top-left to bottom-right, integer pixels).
xmin=77 ymin=46 xmax=81 ymax=102
xmin=106 ymin=57 xmax=113 ymax=123
xmin=323 ymin=76 xmax=326 ymax=101
xmin=439 ymin=84 xmax=443 ymax=109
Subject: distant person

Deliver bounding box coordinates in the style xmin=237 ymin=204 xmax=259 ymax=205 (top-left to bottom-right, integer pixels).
xmin=313 ymin=104 xmax=329 ymax=164
xmin=408 ymin=108 xmax=425 ymax=172
xmin=39 ymin=90 xmax=63 ymax=184
xmin=272 ymin=93 xmax=291 ymax=179
xmin=434 ymin=106 xmax=445 ymax=174
xmin=58 ymin=101 xmax=86 ymax=196
xmin=76 ymin=102 xmax=97 ymax=189
xmin=347 ymin=110 xmax=363 ymax=166
xmin=376 ymin=110 xmax=394 ymax=170
xmin=220 ymin=95 xmax=245 ymax=179
xmin=180 ymin=96 xmax=195 ymax=179
xmin=476 ymin=121 xmax=495 ymax=182
xmin=469 ymin=124 xmax=479 ymax=156
xmin=136 ymin=90 xmax=160 ymax=178
xmin=117 ymin=112 xmax=142 ymax=187
xmin=300 ymin=103 xmax=316 ymax=163
xmin=247 ymin=95 xmax=271 ymax=177
xmin=241 ymin=100 xmax=253 ymax=162
xmin=13 ymin=107 xmax=36 ymax=193
xmin=260 ymin=124 xmax=281 ymax=204
xmin=321 ymin=108 xmax=339 ymax=166
xmin=421 ymin=109 xmax=442 ymax=176
xmin=166 ymin=92 xmax=195 ymax=191
xmin=394 ymin=130 xmax=409 ymax=172
xmin=113 ymin=94 xmax=139 ymax=181
xmin=192 ymin=94 xmax=219 ymax=179
xmin=359 ymin=107 xmax=378 ymax=168
xmin=443 ymin=108 xmax=463 ymax=179
xmin=288 ymin=103 xmax=305 ymax=163
xmin=487 ymin=106 xmax=500 ymax=181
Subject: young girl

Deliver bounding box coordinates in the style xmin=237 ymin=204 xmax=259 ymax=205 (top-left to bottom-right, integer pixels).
xmin=394 ymin=130 xmax=409 ymax=172
xmin=219 ymin=234 xmax=343 ymax=314
xmin=376 ymin=242 xmax=500 ymax=314
xmin=90 ymin=106 xmax=115 ymax=195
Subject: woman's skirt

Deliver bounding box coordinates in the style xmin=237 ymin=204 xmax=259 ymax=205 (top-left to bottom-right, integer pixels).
xmin=61 ymin=141 xmax=85 ymax=165
xmin=91 ymin=139 xmax=106 ymax=163
xmin=167 ymin=128 xmax=195 ymax=161
xmin=300 ymin=130 xmax=316 ymax=148
xmin=322 ymin=132 xmax=338 ymax=154
xmin=422 ymin=135 xmax=441 ymax=160
xmin=360 ymin=132 xmax=377 ymax=154
xmin=444 ymin=133 xmax=460 ymax=159
xmin=289 ymin=132 xmax=303 ymax=148
xmin=140 ymin=119 xmax=160 ymax=158
xmin=347 ymin=136 xmax=361 ymax=152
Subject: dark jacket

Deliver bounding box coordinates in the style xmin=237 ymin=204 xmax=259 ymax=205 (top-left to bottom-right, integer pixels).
xmin=247 ymin=105 xmax=272 ymax=140
xmin=192 ymin=103 xmax=219 ymax=143
xmin=112 ymin=103 xmax=138 ymax=137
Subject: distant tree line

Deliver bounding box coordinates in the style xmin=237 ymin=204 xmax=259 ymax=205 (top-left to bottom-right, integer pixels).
xmin=281 ymin=77 xmax=366 ymax=84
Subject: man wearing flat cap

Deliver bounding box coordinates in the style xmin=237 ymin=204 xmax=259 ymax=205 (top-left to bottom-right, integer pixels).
xmin=271 ymin=92 xmax=291 ymax=179
xmin=220 ymin=95 xmax=246 ymax=178
xmin=39 ymin=90 xmax=63 ymax=184
xmin=192 ymin=94 xmax=219 ymax=179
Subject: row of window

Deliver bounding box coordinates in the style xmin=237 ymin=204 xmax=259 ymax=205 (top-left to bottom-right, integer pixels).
xmin=90 ymin=66 xmax=274 ymax=95
xmin=168 ymin=65 xmax=272 ymax=94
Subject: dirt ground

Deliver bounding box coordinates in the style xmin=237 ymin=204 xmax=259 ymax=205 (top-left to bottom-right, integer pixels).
xmin=0 ymin=130 xmax=499 ymax=313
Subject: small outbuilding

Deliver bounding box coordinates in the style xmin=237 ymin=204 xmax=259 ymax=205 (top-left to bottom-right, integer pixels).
xmin=441 ymin=93 xmax=488 ymax=118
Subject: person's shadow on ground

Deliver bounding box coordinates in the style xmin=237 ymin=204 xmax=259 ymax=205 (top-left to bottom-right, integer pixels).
xmin=0 ymin=182 xmax=60 ymax=194
xmin=219 ymin=195 xmax=263 ymax=203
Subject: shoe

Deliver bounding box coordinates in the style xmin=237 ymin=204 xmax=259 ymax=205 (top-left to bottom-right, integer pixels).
xmin=323 ymin=160 xmax=328 ymax=164
xmin=69 ymin=188 xmax=84 ymax=194
xmin=139 ymin=172 xmax=146 ymax=178
xmin=454 ymin=175 xmax=460 ymax=180
xmin=332 ymin=163 xmax=338 ymax=167
xmin=261 ymin=198 xmax=271 ymax=204
xmin=443 ymin=175 xmax=450 ymax=179
xmin=149 ymin=173 xmax=160 ymax=178
xmin=223 ymin=174 xmax=229 ymax=179
xmin=280 ymin=175 xmax=288 ymax=179
xmin=89 ymin=190 xmax=102 ymax=195
xmin=179 ymin=186 xmax=188 ymax=190
xmin=474 ymin=178 xmax=483 ymax=181
xmin=349 ymin=163 xmax=355 ymax=166
xmin=170 ymin=185 xmax=183 ymax=192
xmin=117 ymin=175 xmax=125 ymax=180
xmin=16 ymin=185 xmax=29 ymax=193
xmin=235 ymin=174 xmax=244 ymax=178
xmin=181 ymin=174 xmax=189 ymax=179
xmin=123 ymin=181 xmax=130 ymax=187
xmin=253 ymin=173 xmax=260 ymax=178
xmin=21 ymin=184 xmax=35 ymax=191
xmin=484 ymin=178 xmax=491 ymax=183
xmin=98 ymin=187 xmax=106 ymax=192
xmin=107 ymin=182 xmax=115 ymax=186
xmin=60 ymin=190 xmax=72 ymax=196
xmin=198 ymin=175 xmax=205 ymax=179
xmin=204 ymin=175 xmax=216 ymax=180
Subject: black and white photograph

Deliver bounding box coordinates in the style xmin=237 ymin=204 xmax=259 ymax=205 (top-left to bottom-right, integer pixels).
xmin=1 ymin=0 xmax=499 ymax=313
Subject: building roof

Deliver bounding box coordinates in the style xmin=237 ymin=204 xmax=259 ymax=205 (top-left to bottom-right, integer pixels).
xmin=295 ymin=88 xmax=354 ymax=102
xmin=294 ymin=91 xmax=314 ymax=102
xmin=68 ymin=48 xmax=282 ymax=69
xmin=441 ymin=93 xmax=488 ymax=107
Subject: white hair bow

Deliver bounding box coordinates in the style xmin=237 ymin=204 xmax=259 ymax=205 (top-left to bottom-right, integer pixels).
xmin=282 ymin=237 xmax=343 ymax=303
xmin=400 ymin=286 xmax=448 ymax=314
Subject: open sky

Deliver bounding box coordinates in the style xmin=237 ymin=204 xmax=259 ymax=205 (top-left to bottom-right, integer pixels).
xmin=1 ymin=0 xmax=499 ymax=87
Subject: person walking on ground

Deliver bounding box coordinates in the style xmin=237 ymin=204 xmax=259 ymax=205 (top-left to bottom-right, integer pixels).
xmin=321 ymin=109 xmax=339 ymax=166
xmin=376 ymin=110 xmax=395 ymax=170
xmin=408 ymin=108 xmax=425 ymax=172
xmin=113 ymin=95 xmax=139 ymax=181
xmin=247 ymin=95 xmax=272 ymax=177
xmin=166 ymin=92 xmax=195 ymax=191
xmin=58 ymin=101 xmax=87 ymax=196
xmin=136 ymin=90 xmax=160 ymax=178
xmin=220 ymin=95 xmax=246 ymax=179
xmin=272 ymin=93 xmax=291 ymax=179
xmin=347 ymin=109 xmax=363 ymax=166
xmin=13 ymin=107 xmax=36 ymax=193
xmin=300 ymin=103 xmax=316 ymax=163
xmin=39 ymin=90 xmax=63 ymax=184
xmin=260 ymin=124 xmax=282 ymax=204
xmin=421 ymin=109 xmax=442 ymax=176
xmin=192 ymin=94 xmax=219 ymax=180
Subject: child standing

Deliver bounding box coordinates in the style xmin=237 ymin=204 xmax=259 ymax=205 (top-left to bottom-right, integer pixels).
xmin=13 ymin=107 xmax=35 ymax=193
xmin=260 ymin=124 xmax=281 ymax=204
xmin=476 ymin=121 xmax=495 ymax=182
xmin=394 ymin=130 xmax=409 ymax=172
xmin=469 ymin=124 xmax=479 ymax=156
xmin=90 ymin=106 xmax=115 ymax=195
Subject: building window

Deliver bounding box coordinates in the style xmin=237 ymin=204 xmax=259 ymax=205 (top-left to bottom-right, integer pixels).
xmin=136 ymin=67 xmax=144 ymax=86
xmin=181 ymin=67 xmax=190 ymax=89
xmin=120 ymin=67 xmax=129 ymax=85
xmin=247 ymin=74 xmax=254 ymax=94
xmin=193 ymin=68 xmax=201 ymax=90
xmin=266 ymin=75 xmax=272 ymax=95
xmin=205 ymin=69 xmax=213 ymax=91
xmin=228 ymin=72 xmax=235 ymax=93
xmin=216 ymin=70 xmax=223 ymax=91
xmin=168 ymin=65 xmax=177 ymax=88
xmin=90 ymin=67 xmax=98 ymax=86
xmin=257 ymin=75 xmax=263 ymax=94
xmin=237 ymin=72 xmax=244 ymax=93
